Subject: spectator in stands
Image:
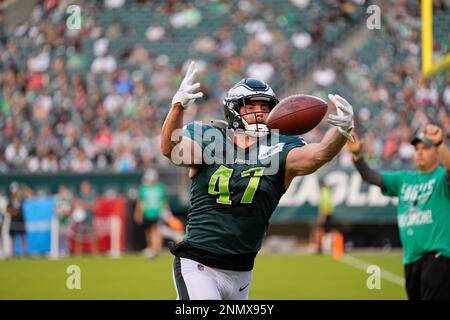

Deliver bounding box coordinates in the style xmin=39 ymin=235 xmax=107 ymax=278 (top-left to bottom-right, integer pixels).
xmin=291 ymin=31 xmax=312 ymax=50
xmin=383 ymin=131 xmax=400 ymax=162
xmin=145 ymin=23 xmax=166 ymax=42
xmin=70 ymin=150 xmax=94 ymax=172
xmin=0 ymin=10 xmax=6 ymax=46
xmin=114 ymin=70 xmax=134 ymax=96
xmin=134 ymin=169 xmax=166 ymax=258
xmin=5 ymin=138 xmax=28 ymax=170
xmin=105 ymin=0 xmax=125 ymax=10
xmin=6 ymin=182 xmax=33 ymax=256
xmin=90 ymin=35 xmax=117 ymax=75
xmin=113 ymin=145 xmax=136 ymax=172
xmin=245 ymin=57 xmax=274 ymax=83
xmin=191 ymin=33 xmax=217 ymax=54
xmin=313 ymin=68 xmax=336 ymax=87
xmin=0 ymin=0 xmax=446 ymax=175
xmin=104 ymin=87 xmax=124 ymax=115
xmin=398 ymin=129 xmax=415 ymax=163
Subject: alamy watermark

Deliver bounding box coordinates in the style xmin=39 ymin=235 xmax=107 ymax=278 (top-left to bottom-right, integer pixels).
xmin=170 ymin=124 xmax=285 ymax=176
xmin=66 ymin=265 xmax=81 ymax=290
xmin=366 ymin=5 xmax=381 ymax=30
xmin=66 ymin=5 xmax=81 ymax=30
xmin=366 ymin=265 xmax=381 ymax=289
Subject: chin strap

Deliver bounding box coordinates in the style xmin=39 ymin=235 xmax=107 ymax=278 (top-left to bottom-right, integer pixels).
xmin=242 ymin=119 xmax=269 ymax=138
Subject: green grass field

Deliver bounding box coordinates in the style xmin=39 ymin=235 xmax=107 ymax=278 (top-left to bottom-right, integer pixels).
xmin=0 ymin=252 xmax=407 ymax=300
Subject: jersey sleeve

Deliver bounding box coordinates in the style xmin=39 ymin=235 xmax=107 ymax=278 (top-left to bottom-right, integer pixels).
xmin=280 ymin=136 xmax=307 ymax=168
xmin=183 ymin=122 xmax=223 ymax=165
xmin=284 ymin=137 xmax=306 ymax=154
xmin=182 ymin=122 xmax=217 ymax=151
xmin=380 ymin=170 xmax=405 ymax=197
xmin=274 ymin=135 xmax=307 ymax=182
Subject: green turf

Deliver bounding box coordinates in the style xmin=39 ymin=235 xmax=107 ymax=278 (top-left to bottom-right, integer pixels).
xmin=351 ymin=253 xmax=404 ymax=275
xmin=0 ymin=253 xmax=407 ymax=300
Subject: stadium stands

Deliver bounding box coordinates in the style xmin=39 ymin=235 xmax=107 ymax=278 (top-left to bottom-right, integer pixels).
xmin=0 ymin=0 xmax=367 ymax=173
xmin=0 ymin=0 xmax=448 ymax=176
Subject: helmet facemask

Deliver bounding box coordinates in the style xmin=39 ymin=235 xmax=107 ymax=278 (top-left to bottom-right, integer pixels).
xmin=239 ymin=106 xmax=271 ymax=138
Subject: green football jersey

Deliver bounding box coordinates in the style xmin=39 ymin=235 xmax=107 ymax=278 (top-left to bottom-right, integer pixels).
xmin=182 ymin=122 xmax=306 ymax=255
xmin=138 ymin=183 xmax=167 ymax=220
xmin=381 ymin=166 xmax=450 ymax=264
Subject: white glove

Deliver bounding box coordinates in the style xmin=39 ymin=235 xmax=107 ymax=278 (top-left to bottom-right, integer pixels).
xmin=172 ymin=61 xmax=204 ymax=108
xmin=327 ymin=94 xmax=355 ymax=142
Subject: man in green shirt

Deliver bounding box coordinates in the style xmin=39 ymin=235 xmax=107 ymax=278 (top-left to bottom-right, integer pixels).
xmin=348 ymin=124 xmax=450 ymax=300
xmin=134 ymin=169 xmax=167 ymax=258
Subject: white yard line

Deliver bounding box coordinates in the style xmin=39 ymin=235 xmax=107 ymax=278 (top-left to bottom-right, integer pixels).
xmin=339 ymin=254 xmax=405 ymax=287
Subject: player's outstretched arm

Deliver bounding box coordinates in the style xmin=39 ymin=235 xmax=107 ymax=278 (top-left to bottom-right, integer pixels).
xmin=285 ymin=94 xmax=354 ymax=187
xmin=424 ymin=124 xmax=450 ymax=170
xmin=286 ymin=128 xmax=346 ymax=176
xmin=161 ymin=61 xmax=203 ymax=166
xmin=347 ymin=132 xmax=385 ymax=189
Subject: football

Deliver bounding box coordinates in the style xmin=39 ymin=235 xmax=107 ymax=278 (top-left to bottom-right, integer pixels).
xmin=266 ymin=94 xmax=328 ymax=135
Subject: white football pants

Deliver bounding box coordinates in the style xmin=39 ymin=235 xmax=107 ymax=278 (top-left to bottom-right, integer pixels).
xmin=172 ymin=257 xmax=253 ymax=300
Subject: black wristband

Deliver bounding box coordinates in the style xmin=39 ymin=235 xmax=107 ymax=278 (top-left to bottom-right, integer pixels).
xmin=352 ymin=152 xmax=362 ymax=162
xmin=435 ymin=140 xmax=443 ymax=147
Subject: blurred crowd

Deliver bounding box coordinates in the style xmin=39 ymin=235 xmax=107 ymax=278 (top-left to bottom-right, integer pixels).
xmin=306 ymin=0 xmax=450 ymax=169
xmin=0 ymin=0 xmax=364 ymax=173
xmin=0 ymin=0 xmax=448 ymax=174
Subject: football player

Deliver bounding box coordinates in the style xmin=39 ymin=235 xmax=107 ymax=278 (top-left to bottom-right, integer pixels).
xmin=161 ymin=61 xmax=354 ymax=300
